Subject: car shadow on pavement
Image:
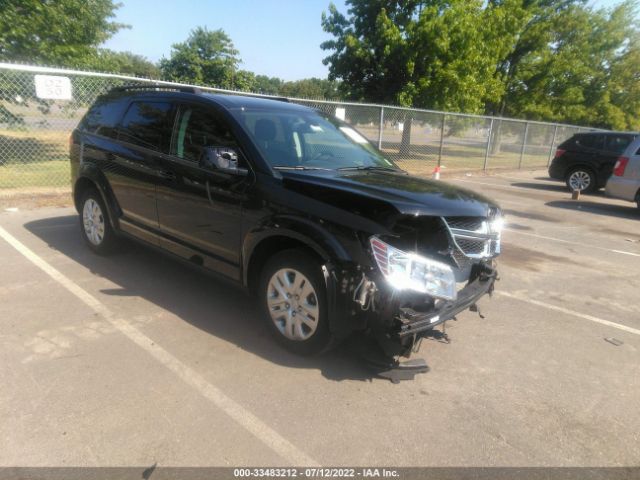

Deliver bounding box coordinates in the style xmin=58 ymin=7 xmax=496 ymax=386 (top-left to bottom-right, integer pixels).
xmin=510 ymin=182 xmax=568 ymax=193
xmin=546 ymin=200 xmax=639 ymax=220
xmin=24 ymin=215 xmax=379 ymax=382
xmin=513 ymin=180 xmax=609 ymax=198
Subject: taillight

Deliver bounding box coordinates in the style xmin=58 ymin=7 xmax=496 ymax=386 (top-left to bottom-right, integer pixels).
xmin=554 ymin=148 xmax=566 ymax=158
xmin=613 ymin=157 xmax=629 ymax=176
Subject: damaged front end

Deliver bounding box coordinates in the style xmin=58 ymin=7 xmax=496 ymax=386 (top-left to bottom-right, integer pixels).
xmin=353 ymin=210 xmax=502 ymax=359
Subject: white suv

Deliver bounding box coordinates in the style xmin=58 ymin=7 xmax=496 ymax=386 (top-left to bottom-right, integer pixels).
xmin=605 ymin=136 xmax=640 ymax=211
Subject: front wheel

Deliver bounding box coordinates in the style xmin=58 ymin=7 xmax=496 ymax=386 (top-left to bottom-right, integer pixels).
xmin=259 ymin=249 xmax=333 ymax=355
xmin=566 ymin=168 xmax=596 ymax=193
xmin=79 ymin=188 xmax=118 ymax=254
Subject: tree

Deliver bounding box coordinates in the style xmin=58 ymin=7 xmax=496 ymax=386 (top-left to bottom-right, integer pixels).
xmin=85 ymin=49 xmax=160 ymax=78
xmin=159 ymin=27 xmax=240 ymax=89
xmin=323 ymin=0 xmax=640 ymax=151
xmin=254 ymin=75 xmax=284 ymax=95
xmin=280 ymin=78 xmax=341 ymax=99
xmin=321 ymin=0 xmax=502 ymax=155
xmin=489 ymin=0 xmax=640 ymax=130
xmin=0 ymin=0 xmax=126 ymax=66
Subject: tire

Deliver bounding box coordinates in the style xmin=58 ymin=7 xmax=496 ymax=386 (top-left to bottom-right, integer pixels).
xmin=258 ymin=249 xmax=333 ymax=355
xmin=79 ymin=188 xmax=117 ymax=254
xmin=565 ymin=167 xmax=596 ymax=193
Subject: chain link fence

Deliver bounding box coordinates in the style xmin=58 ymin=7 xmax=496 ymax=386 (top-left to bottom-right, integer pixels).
xmin=0 ymin=63 xmax=599 ymax=191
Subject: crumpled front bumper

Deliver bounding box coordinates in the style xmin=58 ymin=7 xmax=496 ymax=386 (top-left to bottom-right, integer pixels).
xmin=392 ymin=263 xmax=497 ymax=339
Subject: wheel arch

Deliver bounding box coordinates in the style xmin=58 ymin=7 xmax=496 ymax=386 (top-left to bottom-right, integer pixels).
xmin=73 ymin=165 xmax=121 ymax=229
xmin=242 ymin=216 xmax=357 ymax=294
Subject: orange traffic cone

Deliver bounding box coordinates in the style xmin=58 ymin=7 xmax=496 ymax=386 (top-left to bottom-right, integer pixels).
xmin=432 ymin=166 xmax=441 ymax=180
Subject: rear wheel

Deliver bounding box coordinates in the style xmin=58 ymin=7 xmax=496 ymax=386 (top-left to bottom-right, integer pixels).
xmin=566 ymin=168 xmax=596 ymax=193
xmin=79 ymin=188 xmax=117 ymax=254
xmin=259 ymin=249 xmax=333 ymax=355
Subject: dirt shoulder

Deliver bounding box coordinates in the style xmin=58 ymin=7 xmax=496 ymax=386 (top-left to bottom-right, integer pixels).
xmin=0 ymin=187 xmax=73 ymax=210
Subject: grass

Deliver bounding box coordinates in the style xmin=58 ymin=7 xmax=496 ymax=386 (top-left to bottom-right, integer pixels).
xmin=0 ymin=160 xmax=70 ymax=189
xmin=0 ymin=129 xmax=70 ymax=189
xmin=0 ymin=127 xmax=550 ymax=190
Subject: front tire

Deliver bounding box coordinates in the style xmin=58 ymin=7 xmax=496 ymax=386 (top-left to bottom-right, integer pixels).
xmin=566 ymin=167 xmax=596 ymax=193
xmin=79 ymin=188 xmax=117 ymax=254
xmin=259 ymin=249 xmax=333 ymax=355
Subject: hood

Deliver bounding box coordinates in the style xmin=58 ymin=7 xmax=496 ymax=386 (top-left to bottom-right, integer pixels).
xmin=280 ymin=169 xmax=499 ymax=218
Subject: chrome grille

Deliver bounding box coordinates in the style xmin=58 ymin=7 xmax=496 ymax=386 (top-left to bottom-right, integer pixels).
xmin=442 ymin=215 xmax=501 ymax=265
xmin=445 ymin=217 xmax=484 ymax=232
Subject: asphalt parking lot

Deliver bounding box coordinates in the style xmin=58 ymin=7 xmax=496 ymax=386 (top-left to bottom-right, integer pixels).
xmin=1 ymin=169 xmax=639 ymax=468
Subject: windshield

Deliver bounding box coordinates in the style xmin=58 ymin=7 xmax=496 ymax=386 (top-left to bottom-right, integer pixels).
xmin=232 ymin=108 xmax=398 ymax=171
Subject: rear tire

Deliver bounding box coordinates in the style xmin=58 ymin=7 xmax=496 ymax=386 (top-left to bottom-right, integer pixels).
xmin=258 ymin=249 xmax=333 ymax=356
xmin=79 ymin=188 xmax=117 ymax=254
xmin=565 ymin=167 xmax=596 ymax=193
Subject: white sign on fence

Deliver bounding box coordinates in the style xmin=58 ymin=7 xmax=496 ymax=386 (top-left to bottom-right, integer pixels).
xmin=335 ymin=107 xmax=346 ymax=121
xmin=34 ymin=75 xmax=73 ymax=100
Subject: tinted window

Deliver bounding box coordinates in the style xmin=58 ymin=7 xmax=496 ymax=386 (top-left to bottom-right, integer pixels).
xmin=574 ymin=134 xmax=604 ymax=150
xmin=118 ymin=101 xmax=174 ymax=152
xmin=605 ymin=135 xmax=633 ymax=154
xmin=172 ymin=104 xmax=236 ymax=162
xmin=80 ymin=96 xmax=125 ymax=139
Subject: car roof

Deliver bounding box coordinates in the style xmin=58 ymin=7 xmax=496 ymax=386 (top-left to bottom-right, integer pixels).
xmin=574 ymin=131 xmax=639 ymax=137
xmin=202 ymin=93 xmax=312 ymax=113
xmin=103 ymin=87 xmax=315 ymax=114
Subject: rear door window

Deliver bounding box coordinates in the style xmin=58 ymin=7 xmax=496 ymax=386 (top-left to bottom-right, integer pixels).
xmin=575 ymin=134 xmax=604 ymax=150
xmin=172 ymin=104 xmax=237 ymax=162
xmin=118 ymin=101 xmax=175 ymax=153
xmin=605 ymin=135 xmax=633 ymax=154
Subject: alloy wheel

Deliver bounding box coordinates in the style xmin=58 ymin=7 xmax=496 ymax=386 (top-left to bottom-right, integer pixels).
xmin=568 ymin=170 xmax=592 ymax=191
xmin=82 ymin=198 xmax=105 ymax=246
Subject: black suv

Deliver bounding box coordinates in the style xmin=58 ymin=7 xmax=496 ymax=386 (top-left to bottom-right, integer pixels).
xmin=549 ymin=132 xmax=638 ymax=193
xmin=70 ymin=86 xmax=501 ymax=362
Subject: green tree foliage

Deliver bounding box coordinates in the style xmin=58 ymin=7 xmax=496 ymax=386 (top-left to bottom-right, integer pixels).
xmin=321 ymin=0 xmax=501 ymax=111
xmin=159 ymin=27 xmax=240 ymax=89
xmin=487 ymin=0 xmax=640 ymax=130
xmin=279 ymin=78 xmax=341 ymax=99
xmin=322 ymin=0 xmax=640 ymax=130
xmin=85 ymin=49 xmax=160 ymax=78
xmin=0 ymin=0 xmax=125 ymax=66
xmin=254 ymin=75 xmax=284 ymax=95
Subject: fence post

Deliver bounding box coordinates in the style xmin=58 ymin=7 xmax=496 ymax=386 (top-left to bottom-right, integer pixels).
xmin=547 ymin=125 xmax=559 ymax=167
xmin=377 ymin=107 xmax=384 ymax=150
xmin=438 ymin=114 xmax=446 ymax=168
xmin=484 ymin=118 xmax=494 ymax=171
xmin=519 ymin=122 xmax=529 ymax=169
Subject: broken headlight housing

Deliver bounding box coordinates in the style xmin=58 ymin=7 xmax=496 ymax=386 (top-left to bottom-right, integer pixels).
xmin=370 ymin=236 xmax=457 ymax=300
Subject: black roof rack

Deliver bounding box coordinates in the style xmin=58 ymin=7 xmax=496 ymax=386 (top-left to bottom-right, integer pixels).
xmin=109 ymin=85 xmax=202 ymax=94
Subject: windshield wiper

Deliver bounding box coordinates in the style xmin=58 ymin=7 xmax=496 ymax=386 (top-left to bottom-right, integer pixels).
xmin=337 ymin=166 xmax=400 ymax=172
xmin=273 ymin=166 xmax=333 ymax=171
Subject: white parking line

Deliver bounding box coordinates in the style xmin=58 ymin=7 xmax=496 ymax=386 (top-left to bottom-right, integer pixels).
xmin=505 ymin=229 xmax=640 ymax=258
xmin=497 ymin=291 xmax=640 ymax=336
xmin=0 ymin=225 xmax=319 ymax=467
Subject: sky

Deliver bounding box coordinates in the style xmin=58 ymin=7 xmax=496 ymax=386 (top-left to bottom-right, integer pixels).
xmin=103 ymin=0 xmax=623 ymax=82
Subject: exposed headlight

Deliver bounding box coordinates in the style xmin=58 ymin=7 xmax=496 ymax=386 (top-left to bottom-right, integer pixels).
xmin=370 ymin=237 xmax=457 ymax=300
xmin=489 ymin=212 xmax=504 ymax=234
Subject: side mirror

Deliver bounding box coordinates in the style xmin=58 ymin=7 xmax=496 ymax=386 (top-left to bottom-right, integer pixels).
xmin=200 ymin=146 xmax=248 ymax=176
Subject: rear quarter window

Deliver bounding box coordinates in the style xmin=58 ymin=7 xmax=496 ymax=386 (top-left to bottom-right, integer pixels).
xmin=117 ymin=101 xmax=175 ymax=153
xmin=605 ymin=135 xmax=634 ymax=154
xmin=79 ymin=96 xmax=126 ymax=139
